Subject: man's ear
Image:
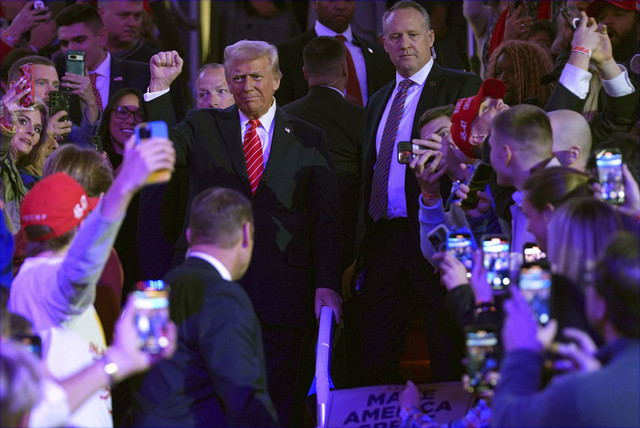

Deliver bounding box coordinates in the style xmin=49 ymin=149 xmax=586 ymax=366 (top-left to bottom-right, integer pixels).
xmin=504 ymin=144 xmax=513 ymax=166
xmin=97 ymin=27 xmax=108 ymax=47
xmin=186 ymin=228 xmax=192 ymax=245
xmin=242 ymin=222 xmax=252 ymax=248
xmin=302 ymin=66 xmax=309 ymax=82
xmin=569 ymin=146 xmax=581 ymax=165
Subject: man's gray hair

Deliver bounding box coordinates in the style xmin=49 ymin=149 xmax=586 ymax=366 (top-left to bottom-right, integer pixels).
xmin=382 ymin=0 xmax=431 ymax=35
xmin=224 ymin=40 xmax=282 ymax=80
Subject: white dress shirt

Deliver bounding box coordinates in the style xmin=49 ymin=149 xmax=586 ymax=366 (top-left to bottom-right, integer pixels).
xmin=375 ymin=59 xmax=434 ymax=219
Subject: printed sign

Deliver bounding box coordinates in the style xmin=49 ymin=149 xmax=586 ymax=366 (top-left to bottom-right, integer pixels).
xmin=325 ymin=382 xmax=472 ymax=428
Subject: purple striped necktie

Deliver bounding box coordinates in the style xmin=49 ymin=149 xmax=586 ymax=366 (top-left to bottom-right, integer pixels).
xmin=368 ymin=79 xmax=414 ymax=221
xmin=243 ymin=119 xmax=263 ymax=195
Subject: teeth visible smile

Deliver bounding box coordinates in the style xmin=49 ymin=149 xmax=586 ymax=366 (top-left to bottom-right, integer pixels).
xmin=21 ymin=138 xmax=32 ymax=146
xmin=122 ymin=129 xmax=134 ymax=134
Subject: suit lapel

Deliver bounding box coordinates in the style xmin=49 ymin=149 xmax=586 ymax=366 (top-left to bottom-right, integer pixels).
xmin=216 ymin=106 xmax=252 ymax=194
xmin=412 ymin=63 xmax=445 ymax=138
xmin=260 ymin=108 xmax=295 ymax=191
xmin=109 ymin=57 xmax=125 ymax=101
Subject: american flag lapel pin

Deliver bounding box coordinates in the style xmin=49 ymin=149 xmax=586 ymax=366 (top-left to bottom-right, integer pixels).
xmin=285 ymin=127 xmax=291 ymax=134
xmin=113 ymin=76 xmax=123 ymax=81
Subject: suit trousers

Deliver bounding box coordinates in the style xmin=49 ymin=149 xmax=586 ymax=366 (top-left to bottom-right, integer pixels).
xmin=358 ymin=218 xmax=465 ymax=385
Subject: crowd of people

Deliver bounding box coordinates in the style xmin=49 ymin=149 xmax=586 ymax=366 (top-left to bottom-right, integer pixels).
xmin=1 ymin=0 xmax=639 ymax=427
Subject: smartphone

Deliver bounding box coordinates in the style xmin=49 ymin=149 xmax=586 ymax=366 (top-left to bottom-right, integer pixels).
xmin=465 ymin=325 xmax=499 ymax=392
xmin=482 ymin=235 xmax=510 ymax=293
xmin=12 ymin=334 xmax=42 ymax=359
xmin=460 ymin=162 xmax=493 ymax=210
xmin=596 ymin=149 xmax=625 ymax=205
xmin=19 ymin=63 xmax=35 ymax=108
xmin=135 ymin=121 xmax=171 ymax=183
xmin=427 ymin=224 xmax=449 ymax=252
xmin=560 ymin=5 xmax=582 ymax=31
xmin=397 ymin=141 xmax=420 ymax=164
xmin=523 ymin=242 xmax=546 ymax=263
xmin=447 ymin=231 xmax=474 ymax=274
xmin=66 ymin=50 xmax=85 ymax=76
xmin=132 ymin=280 xmax=170 ymax=354
xmin=48 ymin=90 xmax=70 ymax=121
xmin=90 ymin=135 xmax=103 ymax=152
xmin=519 ymin=263 xmax=552 ymax=325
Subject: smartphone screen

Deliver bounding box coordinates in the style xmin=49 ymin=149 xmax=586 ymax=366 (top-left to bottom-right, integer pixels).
xmin=447 ymin=232 xmax=474 ymax=273
xmin=483 ymin=236 xmax=510 ymax=292
xmin=596 ymin=149 xmax=625 ymax=205
xmin=519 ymin=264 xmax=552 ymax=325
xmin=523 ymin=242 xmax=546 ymax=264
xmin=465 ymin=326 xmax=499 ymax=392
xmin=19 ymin=63 xmax=35 ymax=107
xmin=133 ymin=281 xmax=170 ymax=354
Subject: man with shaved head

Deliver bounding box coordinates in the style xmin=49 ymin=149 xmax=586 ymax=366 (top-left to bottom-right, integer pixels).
xmin=549 ymin=109 xmax=592 ymax=172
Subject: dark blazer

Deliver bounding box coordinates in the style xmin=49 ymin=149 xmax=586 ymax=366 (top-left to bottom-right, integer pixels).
xmin=276 ymin=28 xmax=395 ymax=106
xmin=358 ymin=63 xmax=482 ymax=260
xmin=132 ymin=257 xmax=278 ymax=427
xmin=146 ymin=94 xmax=342 ymax=329
xmin=283 ymin=86 xmax=364 ymax=268
xmin=54 ymin=54 xmax=150 ymax=126
xmin=545 ymin=82 xmax=639 ymax=145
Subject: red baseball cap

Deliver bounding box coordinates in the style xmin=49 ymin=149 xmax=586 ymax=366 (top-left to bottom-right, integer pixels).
xmin=450 ymin=79 xmax=506 ymax=158
xmin=20 ymin=172 xmax=99 ymax=241
xmin=586 ymin=1 xmax=640 ymax=18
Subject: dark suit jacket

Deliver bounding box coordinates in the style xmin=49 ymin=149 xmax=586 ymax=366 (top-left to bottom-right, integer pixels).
xmin=54 ymin=54 xmax=151 ymax=126
xmin=146 ymin=94 xmax=342 ymax=329
xmin=358 ymin=63 xmax=482 ymax=261
xmin=545 ymin=82 xmax=639 ymax=145
xmin=276 ymin=28 xmax=395 ymax=106
xmin=283 ymin=86 xmax=364 ymax=268
xmin=132 ymin=257 xmax=278 ymax=427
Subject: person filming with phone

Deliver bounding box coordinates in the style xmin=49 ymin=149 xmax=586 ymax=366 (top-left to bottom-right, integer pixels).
xmin=492 ymin=231 xmax=640 ymax=427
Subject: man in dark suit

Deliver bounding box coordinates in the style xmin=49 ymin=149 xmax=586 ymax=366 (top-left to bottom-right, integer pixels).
xmin=354 ymin=0 xmax=482 ymax=385
xmin=133 ymin=187 xmax=279 ymax=427
xmin=283 ymin=36 xmax=363 ymax=271
xmin=143 ymin=42 xmax=343 ymax=427
xmin=54 ymin=3 xmax=151 ymax=127
xmin=277 ymin=0 xmax=395 ymax=106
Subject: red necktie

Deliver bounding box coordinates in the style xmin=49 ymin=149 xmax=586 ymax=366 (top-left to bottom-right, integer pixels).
xmin=243 ymin=119 xmax=264 ymax=195
xmin=335 ymin=35 xmax=363 ymax=106
xmin=89 ymin=72 xmax=103 ymax=113
xmin=368 ymin=79 xmax=413 ymax=221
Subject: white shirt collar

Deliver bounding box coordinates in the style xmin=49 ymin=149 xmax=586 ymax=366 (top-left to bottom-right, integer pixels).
xmin=395 ymin=58 xmax=433 ymax=88
xmin=92 ymin=51 xmax=110 ymax=76
xmin=188 ymin=251 xmax=232 ymax=281
xmin=315 ymin=20 xmax=353 ymax=43
xmin=238 ymin=98 xmax=277 ymax=134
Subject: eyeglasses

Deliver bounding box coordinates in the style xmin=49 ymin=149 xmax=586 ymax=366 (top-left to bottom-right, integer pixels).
xmin=113 ymin=105 xmax=144 ymax=122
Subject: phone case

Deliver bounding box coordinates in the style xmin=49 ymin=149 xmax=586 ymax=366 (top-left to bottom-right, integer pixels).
xmin=19 ymin=63 xmax=35 ymax=107
xmin=66 ymin=51 xmax=85 ymax=76
xmin=48 ymin=90 xmax=70 ymax=120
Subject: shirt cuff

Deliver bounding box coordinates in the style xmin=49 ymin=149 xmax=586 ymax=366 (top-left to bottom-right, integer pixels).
xmin=601 ymin=65 xmax=635 ymax=97
xmin=558 ymin=63 xmax=591 ymax=99
xmin=144 ymin=87 xmax=170 ymax=102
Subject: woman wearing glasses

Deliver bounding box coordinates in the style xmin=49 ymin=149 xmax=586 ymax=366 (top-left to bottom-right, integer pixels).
xmin=97 ymin=88 xmax=145 ymax=170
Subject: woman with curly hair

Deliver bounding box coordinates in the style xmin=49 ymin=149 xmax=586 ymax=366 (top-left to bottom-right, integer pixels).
xmin=486 ymin=39 xmax=555 ymax=107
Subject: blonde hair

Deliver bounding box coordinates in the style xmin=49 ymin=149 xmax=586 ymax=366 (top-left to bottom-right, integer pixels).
xmin=547 ymin=197 xmax=622 ymax=287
